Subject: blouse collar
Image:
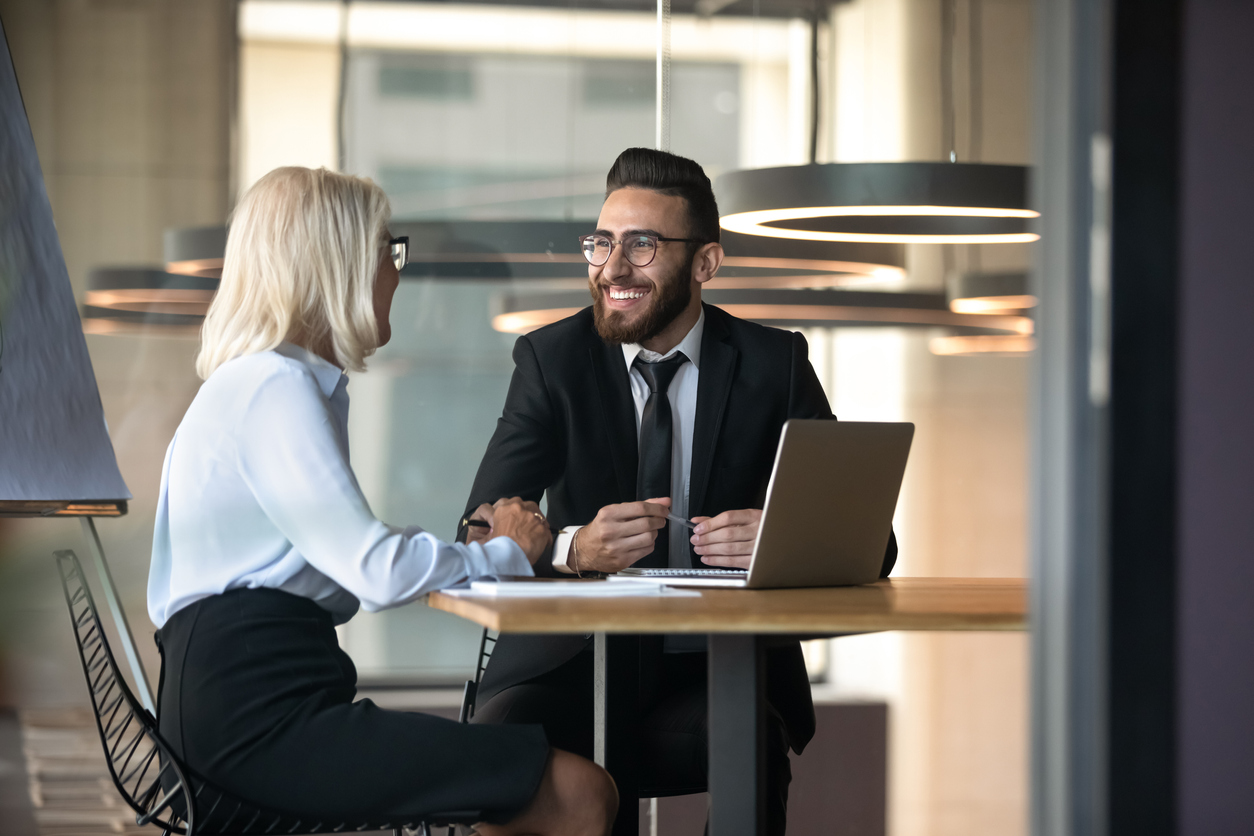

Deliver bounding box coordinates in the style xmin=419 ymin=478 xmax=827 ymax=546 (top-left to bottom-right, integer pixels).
xmin=275 ymin=342 xmax=347 ymax=398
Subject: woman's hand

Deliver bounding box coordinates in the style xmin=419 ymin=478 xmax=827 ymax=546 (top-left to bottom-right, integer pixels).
xmin=488 ymin=497 xmax=552 ymax=566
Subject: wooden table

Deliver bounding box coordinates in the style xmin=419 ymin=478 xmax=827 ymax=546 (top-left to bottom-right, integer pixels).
xmin=429 ymin=578 xmax=1027 ymax=836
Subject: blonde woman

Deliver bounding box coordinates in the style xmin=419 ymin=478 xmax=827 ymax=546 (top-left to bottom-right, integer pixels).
xmin=147 ymin=167 xmax=616 ymax=836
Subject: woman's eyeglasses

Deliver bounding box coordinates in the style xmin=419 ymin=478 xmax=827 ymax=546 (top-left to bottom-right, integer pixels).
xmin=578 ymin=233 xmax=703 ymax=268
xmin=387 ymin=236 xmax=409 ymax=272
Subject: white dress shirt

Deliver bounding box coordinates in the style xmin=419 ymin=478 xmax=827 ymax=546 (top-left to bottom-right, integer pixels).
xmin=148 ymin=343 xmax=532 ymax=629
xmin=553 ymin=309 xmax=705 ymax=572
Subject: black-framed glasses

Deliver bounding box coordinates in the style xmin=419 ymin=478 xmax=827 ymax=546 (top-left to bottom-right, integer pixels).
xmin=387 ymin=236 xmax=409 ymax=272
xmin=578 ymin=233 xmax=704 ymax=268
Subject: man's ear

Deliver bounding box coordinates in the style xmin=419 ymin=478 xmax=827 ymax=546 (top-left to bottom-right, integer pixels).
xmin=692 ymin=242 xmax=724 ymax=285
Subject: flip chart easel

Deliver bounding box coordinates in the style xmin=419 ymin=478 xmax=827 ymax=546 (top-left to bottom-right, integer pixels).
xmin=1 ymin=17 xmax=146 ymax=711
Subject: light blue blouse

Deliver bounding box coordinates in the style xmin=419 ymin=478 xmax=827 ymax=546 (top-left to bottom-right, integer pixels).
xmin=147 ymin=343 xmax=531 ymax=628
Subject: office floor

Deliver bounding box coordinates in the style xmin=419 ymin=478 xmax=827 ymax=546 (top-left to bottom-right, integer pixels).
xmin=0 ymin=709 xmax=39 ymax=836
xmin=1 ymin=698 xmax=887 ymax=836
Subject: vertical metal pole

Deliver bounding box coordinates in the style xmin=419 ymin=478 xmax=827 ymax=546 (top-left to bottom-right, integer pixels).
xmin=655 ymin=0 xmax=671 ymax=151
xmin=1032 ymin=0 xmax=1112 ymax=835
xmin=595 ymin=633 xmax=641 ymax=836
xmin=336 ymin=0 xmax=350 ymax=172
xmin=708 ymin=634 xmax=765 ymax=836
xmin=594 ymin=632 xmax=608 ymax=766
xmin=80 ymin=517 xmax=156 ymax=715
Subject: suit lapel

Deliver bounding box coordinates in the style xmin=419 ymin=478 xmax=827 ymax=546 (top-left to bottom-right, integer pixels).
xmin=589 ymin=332 xmax=638 ymax=501
xmin=689 ymin=304 xmax=737 ymax=523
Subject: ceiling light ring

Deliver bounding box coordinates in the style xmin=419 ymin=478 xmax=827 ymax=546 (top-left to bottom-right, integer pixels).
xmin=715 ymin=162 xmax=1039 ymax=245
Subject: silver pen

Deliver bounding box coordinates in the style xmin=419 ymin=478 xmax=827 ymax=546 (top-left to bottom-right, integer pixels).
xmin=666 ymin=513 xmax=697 ymax=530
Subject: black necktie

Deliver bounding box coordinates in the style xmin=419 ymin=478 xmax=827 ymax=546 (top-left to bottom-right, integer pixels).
xmin=634 ymin=352 xmax=687 ymax=568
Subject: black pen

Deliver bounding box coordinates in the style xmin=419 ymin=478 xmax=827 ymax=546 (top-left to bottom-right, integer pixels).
xmin=462 ymin=518 xmax=492 ymax=529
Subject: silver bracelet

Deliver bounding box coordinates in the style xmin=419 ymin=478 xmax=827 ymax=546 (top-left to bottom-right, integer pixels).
xmin=569 ymin=528 xmax=604 ymax=579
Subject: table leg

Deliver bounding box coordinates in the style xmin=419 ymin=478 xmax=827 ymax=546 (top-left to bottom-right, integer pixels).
xmin=707 ymin=634 xmax=765 ymax=836
xmin=594 ymin=633 xmax=640 ymax=836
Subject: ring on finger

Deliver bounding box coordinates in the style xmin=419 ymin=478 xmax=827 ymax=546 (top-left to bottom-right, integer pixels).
xmin=532 ymin=511 xmax=545 ymax=521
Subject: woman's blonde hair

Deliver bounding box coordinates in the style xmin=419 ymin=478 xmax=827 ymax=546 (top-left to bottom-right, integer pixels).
xmin=196 ymin=166 xmax=391 ymax=379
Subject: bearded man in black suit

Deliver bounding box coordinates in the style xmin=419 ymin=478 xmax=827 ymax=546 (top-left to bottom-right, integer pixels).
xmin=459 ymin=147 xmax=896 ymax=835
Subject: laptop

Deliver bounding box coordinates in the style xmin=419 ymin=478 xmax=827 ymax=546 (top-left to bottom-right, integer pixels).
xmin=617 ymin=419 xmax=914 ymax=588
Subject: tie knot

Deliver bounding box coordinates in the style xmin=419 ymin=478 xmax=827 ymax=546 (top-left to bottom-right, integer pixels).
xmin=633 ymin=352 xmax=688 ymax=394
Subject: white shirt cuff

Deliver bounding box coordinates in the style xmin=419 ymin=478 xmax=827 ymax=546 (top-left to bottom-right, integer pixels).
xmin=457 ymin=532 xmax=535 ymax=580
xmin=551 ymin=526 xmax=582 ymax=574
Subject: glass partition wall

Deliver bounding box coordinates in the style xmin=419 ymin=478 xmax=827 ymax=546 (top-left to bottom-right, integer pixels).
xmin=237 ymin=0 xmax=824 ymax=682
xmin=237 ymin=3 xmax=1033 ymax=832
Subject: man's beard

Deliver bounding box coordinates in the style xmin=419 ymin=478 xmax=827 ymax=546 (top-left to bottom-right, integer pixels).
xmin=591 ymin=258 xmax=694 ymax=345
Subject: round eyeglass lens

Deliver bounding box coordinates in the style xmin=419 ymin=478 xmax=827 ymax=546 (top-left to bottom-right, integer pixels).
xmin=582 ymin=236 xmax=613 ymax=266
xmin=624 ymin=235 xmax=657 ymax=267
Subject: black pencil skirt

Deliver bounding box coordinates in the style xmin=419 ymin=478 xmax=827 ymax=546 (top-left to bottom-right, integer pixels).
xmin=156 ymin=588 xmax=550 ymax=824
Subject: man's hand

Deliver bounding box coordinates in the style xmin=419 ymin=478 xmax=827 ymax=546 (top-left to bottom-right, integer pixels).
xmin=487 ymin=497 xmax=552 ymax=565
xmin=690 ymin=508 xmax=762 ymax=569
xmin=570 ymin=498 xmax=671 ymax=574
xmin=463 ymin=503 xmax=494 ymax=545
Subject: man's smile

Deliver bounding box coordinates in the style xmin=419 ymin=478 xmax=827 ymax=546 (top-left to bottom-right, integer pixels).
xmin=602 ymin=284 xmax=653 ymax=310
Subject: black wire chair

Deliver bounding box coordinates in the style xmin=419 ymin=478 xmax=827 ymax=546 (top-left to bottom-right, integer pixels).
xmin=457 ymin=628 xmax=497 ymax=724
xmin=54 ymin=549 xmax=462 ymax=836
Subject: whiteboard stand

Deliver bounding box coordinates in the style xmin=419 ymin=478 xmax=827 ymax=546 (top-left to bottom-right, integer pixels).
xmin=80 ymin=517 xmax=156 ymax=715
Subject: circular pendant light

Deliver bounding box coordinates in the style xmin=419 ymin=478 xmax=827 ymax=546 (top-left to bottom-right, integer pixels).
xmin=715 ymin=0 xmax=1037 ymax=246
xmin=87 ymin=220 xmax=903 ymax=339
xmin=931 ymin=270 xmax=1036 ymax=354
xmin=716 ymin=162 xmax=1039 ymax=245
xmin=82 ymin=268 xmax=213 ymax=337
xmin=492 ymin=287 xmax=1033 ymax=337
xmin=947 ymin=270 xmax=1036 ymax=314
xmin=161 ymin=221 xmax=907 ymax=287
xmin=164 ymin=226 xmax=228 ymax=278
xmin=929 ymin=335 xmax=1036 ymax=355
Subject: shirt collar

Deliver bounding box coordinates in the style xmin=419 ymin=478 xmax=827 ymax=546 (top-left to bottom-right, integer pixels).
xmin=275 ymin=342 xmax=347 ymax=398
xmin=621 ymin=307 xmax=705 ymax=372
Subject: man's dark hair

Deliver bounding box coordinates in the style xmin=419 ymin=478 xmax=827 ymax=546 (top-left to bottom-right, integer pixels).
xmin=605 ymin=148 xmax=721 ymax=244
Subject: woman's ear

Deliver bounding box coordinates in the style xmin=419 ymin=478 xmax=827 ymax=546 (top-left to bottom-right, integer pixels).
xmin=693 ymin=242 xmax=724 ymax=286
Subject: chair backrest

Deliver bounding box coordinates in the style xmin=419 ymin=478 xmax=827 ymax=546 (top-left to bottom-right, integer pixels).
xmin=55 ymin=549 xmax=196 ymax=833
xmin=54 ymin=549 xmax=423 ymax=836
xmin=458 ymin=628 xmax=498 ymax=723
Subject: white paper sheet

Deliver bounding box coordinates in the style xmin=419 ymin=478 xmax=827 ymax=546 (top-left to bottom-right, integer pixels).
xmin=442 ymin=580 xmax=701 ymax=598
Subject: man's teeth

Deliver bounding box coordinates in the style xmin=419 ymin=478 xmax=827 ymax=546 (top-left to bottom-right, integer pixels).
xmin=609 ymin=288 xmax=648 ymax=300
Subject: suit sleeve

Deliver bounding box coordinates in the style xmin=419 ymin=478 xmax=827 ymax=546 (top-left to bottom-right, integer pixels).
xmin=786 ymin=330 xmax=898 ymax=577
xmin=786 ymin=330 xmax=836 ymax=420
xmin=459 ymin=336 xmax=566 ymax=573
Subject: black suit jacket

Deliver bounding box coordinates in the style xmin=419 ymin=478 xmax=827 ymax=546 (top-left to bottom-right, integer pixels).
xmin=459 ymin=303 xmax=897 ymax=754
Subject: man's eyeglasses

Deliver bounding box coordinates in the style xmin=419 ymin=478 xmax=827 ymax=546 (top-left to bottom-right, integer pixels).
xmin=387 ymin=236 xmax=409 ymax=272
xmin=578 ymin=233 xmax=704 ymax=268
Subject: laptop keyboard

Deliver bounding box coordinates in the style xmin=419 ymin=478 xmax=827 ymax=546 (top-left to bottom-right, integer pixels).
xmin=622 ymin=568 xmax=748 ymax=578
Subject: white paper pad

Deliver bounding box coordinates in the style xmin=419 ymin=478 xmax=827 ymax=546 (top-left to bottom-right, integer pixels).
xmin=443 ymin=580 xmax=700 ymax=598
